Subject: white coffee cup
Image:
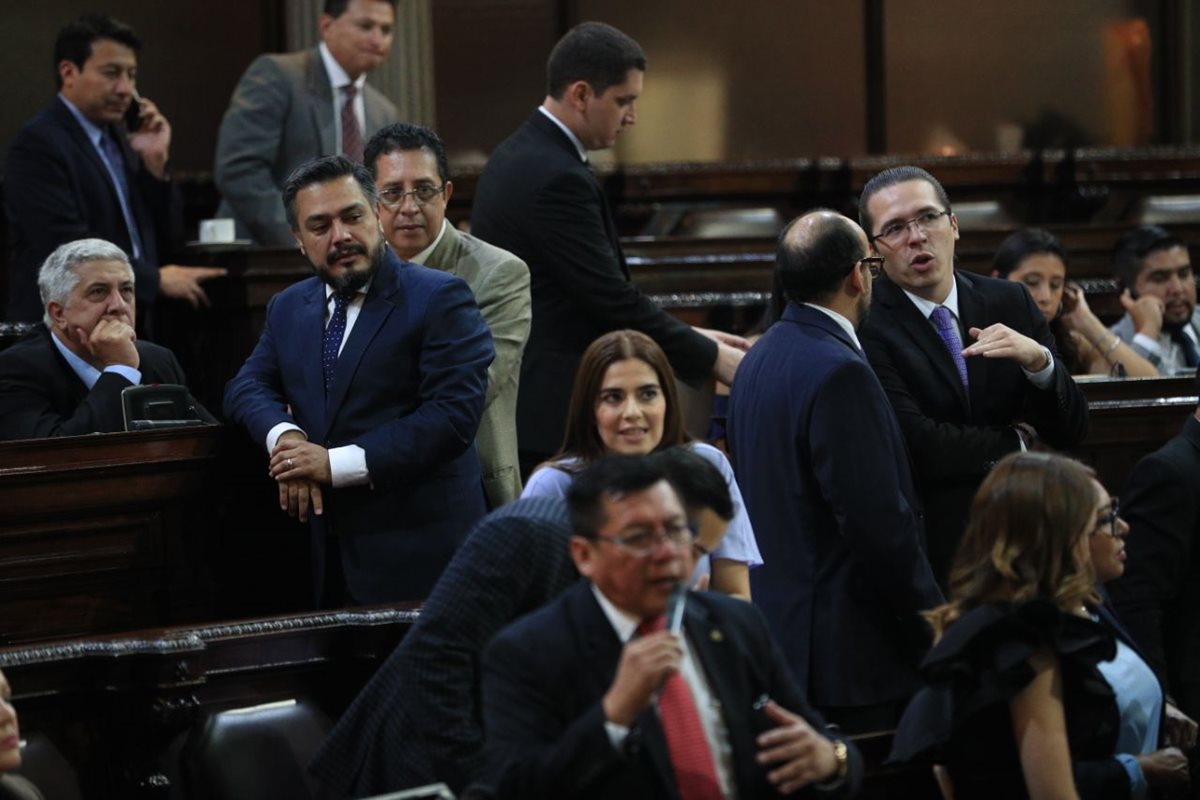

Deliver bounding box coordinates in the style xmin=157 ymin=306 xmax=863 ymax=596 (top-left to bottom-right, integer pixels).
xmin=199 ymin=218 xmax=237 ymax=244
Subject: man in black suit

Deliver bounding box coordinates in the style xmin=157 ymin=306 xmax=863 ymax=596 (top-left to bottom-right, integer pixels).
xmin=470 ymin=22 xmax=746 ymax=475
xmin=728 ymin=211 xmax=942 ymax=734
xmin=1108 ymin=392 xmax=1200 ymax=722
xmin=858 ymin=166 xmax=1088 ymax=583
xmin=4 ymin=14 xmax=223 ymax=328
xmin=0 ymin=238 xmax=200 ymax=441
xmin=482 ymin=456 xmax=861 ymax=799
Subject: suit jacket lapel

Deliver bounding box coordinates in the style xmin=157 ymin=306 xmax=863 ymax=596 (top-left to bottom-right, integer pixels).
xmin=52 ymin=99 xmax=124 ymax=212
xmin=305 ymin=49 xmax=336 ymax=154
xmin=321 ymin=253 xmax=399 ymax=436
xmin=877 ymin=276 xmax=970 ymax=414
xmin=423 ymin=224 xmax=462 ymax=276
xmin=956 ymin=273 xmax=989 ymax=418
xmin=293 ymin=281 xmax=329 ymax=437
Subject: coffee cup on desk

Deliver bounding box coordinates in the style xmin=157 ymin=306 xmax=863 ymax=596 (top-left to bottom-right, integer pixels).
xmin=199 ymin=218 xmax=236 ymax=244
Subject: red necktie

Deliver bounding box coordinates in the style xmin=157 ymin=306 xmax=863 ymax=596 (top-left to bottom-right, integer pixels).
xmin=637 ymin=615 xmax=723 ymax=800
xmin=341 ymin=84 xmax=363 ymax=162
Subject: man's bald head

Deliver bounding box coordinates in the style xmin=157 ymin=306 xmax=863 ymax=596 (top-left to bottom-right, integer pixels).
xmin=777 ymin=210 xmax=871 ymax=306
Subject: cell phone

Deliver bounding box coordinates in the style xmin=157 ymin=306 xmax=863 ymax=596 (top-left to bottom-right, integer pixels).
xmin=124 ymin=92 xmax=143 ymax=132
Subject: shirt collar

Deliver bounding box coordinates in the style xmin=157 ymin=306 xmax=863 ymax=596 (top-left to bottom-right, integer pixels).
xmin=58 ymin=94 xmax=105 ymax=148
xmin=537 ymin=106 xmax=588 ymax=162
xmin=408 ymin=219 xmax=449 ymax=265
xmin=324 ymin=279 xmax=372 ymax=301
xmin=802 ymin=303 xmax=863 ymax=350
xmin=902 ymin=276 xmax=960 ymax=321
xmin=49 ymin=327 xmax=103 ymax=389
xmin=319 ymin=42 xmax=366 ymax=93
xmin=591 ymin=584 xmax=641 ymax=644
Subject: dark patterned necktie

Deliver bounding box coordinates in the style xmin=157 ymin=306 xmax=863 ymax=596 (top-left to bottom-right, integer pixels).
xmin=1169 ymin=326 xmax=1200 ymax=368
xmin=930 ymin=305 xmax=969 ymax=389
xmin=636 ymin=615 xmax=723 ymax=800
xmin=323 ymin=290 xmax=354 ymax=392
xmin=341 ymin=84 xmax=363 ymax=162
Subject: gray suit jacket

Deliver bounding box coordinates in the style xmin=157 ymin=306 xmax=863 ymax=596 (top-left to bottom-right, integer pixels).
xmin=1109 ymin=307 xmax=1200 ymax=375
xmin=214 ymin=47 xmax=399 ymax=245
xmin=423 ymin=225 xmax=530 ymax=507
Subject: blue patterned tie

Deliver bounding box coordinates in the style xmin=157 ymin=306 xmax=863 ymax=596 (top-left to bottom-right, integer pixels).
xmin=99 ymin=131 xmax=144 ymax=259
xmin=323 ymin=290 xmax=354 ymax=392
xmin=930 ymin=305 xmax=969 ymax=389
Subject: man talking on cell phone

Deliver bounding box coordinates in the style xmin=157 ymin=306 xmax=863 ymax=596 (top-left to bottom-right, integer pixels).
xmin=4 ymin=14 xmax=225 ymax=333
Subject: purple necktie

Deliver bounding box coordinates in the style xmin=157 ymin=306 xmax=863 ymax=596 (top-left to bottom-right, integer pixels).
xmin=341 ymin=85 xmax=363 ymax=162
xmin=930 ymin=305 xmax=969 ymax=389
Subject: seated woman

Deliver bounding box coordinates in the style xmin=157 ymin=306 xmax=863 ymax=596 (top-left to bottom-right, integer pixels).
xmin=1086 ymin=481 xmax=1194 ymax=798
xmin=891 ymin=452 xmax=1160 ymax=800
xmin=0 ymin=669 xmax=43 ymax=800
xmin=521 ymin=329 xmax=761 ymax=599
xmin=994 ymin=229 xmax=1156 ymax=377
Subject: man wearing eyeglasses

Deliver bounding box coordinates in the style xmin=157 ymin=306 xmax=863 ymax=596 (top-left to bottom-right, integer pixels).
xmin=366 ymin=123 xmax=531 ymax=508
xmin=481 ymin=455 xmax=861 ymax=800
xmin=857 ymin=166 xmax=1088 ymax=585
xmin=728 ymin=210 xmax=942 ymax=735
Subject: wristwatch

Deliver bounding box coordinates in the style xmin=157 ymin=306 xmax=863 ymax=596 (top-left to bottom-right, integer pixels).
xmin=816 ymin=738 xmax=849 ymax=790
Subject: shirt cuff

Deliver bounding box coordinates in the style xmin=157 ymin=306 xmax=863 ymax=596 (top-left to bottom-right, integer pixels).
xmin=328 ymin=444 xmax=369 ymax=488
xmin=1022 ymin=346 xmax=1055 ymax=389
xmin=1113 ymin=753 xmax=1147 ymax=800
xmin=1133 ymin=333 xmax=1163 ymax=358
xmin=604 ymin=720 xmax=630 ymax=750
xmin=266 ymin=422 xmax=304 ymax=453
xmin=103 ymin=364 xmax=141 ymax=385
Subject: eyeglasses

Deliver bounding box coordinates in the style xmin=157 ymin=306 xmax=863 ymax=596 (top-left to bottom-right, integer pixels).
xmin=595 ymin=522 xmax=695 ymax=557
xmin=378 ymin=183 xmax=446 ymax=208
xmin=870 ymin=210 xmax=951 ymax=247
xmin=857 ymin=255 xmax=883 ymax=279
xmin=1091 ymin=497 xmax=1121 ymax=538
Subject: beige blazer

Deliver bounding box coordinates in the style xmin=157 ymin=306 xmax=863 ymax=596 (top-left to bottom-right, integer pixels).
xmin=423 ymin=225 xmax=530 ymax=507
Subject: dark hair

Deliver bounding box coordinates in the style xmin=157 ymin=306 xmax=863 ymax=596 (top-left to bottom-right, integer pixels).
xmin=282 ymin=155 xmax=378 ymax=229
xmin=777 ymin=211 xmax=866 ymax=304
xmin=364 ymin=122 xmax=450 ymax=183
xmin=554 ymin=330 xmax=689 ymax=467
xmin=858 ymin=165 xmax=952 ymax=238
xmin=567 ymin=454 xmax=670 ymax=540
xmin=993 ymin=228 xmax=1080 ymax=371
xmin=1112 ymin=225 xmax=1186 ymax=289
xmin=926 ymin=452 xmax=1100 ymax=638
xmin=324 ymin=0 xmax=397 ymax=17
xmin=54 ymin=15 xmax=141 ymax=89
xmin=651 ymin=446 xmax=733 ymax=521
xmin=546 ymin=21 xmax=646 ymax=100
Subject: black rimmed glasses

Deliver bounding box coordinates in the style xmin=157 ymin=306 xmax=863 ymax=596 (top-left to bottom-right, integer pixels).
xmin=595 ymin=521 xmax=695 ymax=558
xmin=378 ymin=183 xmax=447 ymax=208
xmin=1091 ymin=497 xmax=1120 ymax=538
xmin=870 ymin=209 xmax=952 ymax=248
xmin=858 ymin=255 xmax=884 ymax=279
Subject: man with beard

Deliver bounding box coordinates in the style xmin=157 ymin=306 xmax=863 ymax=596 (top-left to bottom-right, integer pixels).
xmin=728 ymin=210 xmax=942 ymax=733
xmin=1108 ymin=225 xmax=1200 ymax=375
xmin=224 ymin=155 xmax=493 ymax=606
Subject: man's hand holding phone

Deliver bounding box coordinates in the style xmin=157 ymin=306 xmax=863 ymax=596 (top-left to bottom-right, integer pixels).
xmin=125 ymin=93 xmax=171 ymax=179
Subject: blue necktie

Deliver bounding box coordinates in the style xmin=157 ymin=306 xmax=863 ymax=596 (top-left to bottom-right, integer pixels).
xmin=1169 ymin=327 xmax=1200 ymax=368
xmin=98 ymin=131 xmax=143 ymax=260
xmin=931 ymin=305 xmax=969 ymax=389
xmin=323 ymin=290 xmax=354 ymax=392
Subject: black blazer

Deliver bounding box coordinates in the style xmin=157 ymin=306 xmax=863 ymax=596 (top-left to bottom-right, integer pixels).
xmin=728 ymin=303 xmax=942 ymax=710
xmin=1108 ymin=414 xmax=1200 ymax=721
xmin=309 ymin=496 xmax=580 ymax=797
xmin=481 ymin=581 xmax=863 ymax=800
xmin=860 ymin=271 xmax=1089 ymax=582
xmin=470 ymin=111 xmax=716 ymax=457
xmin=4 ymin=97 xmax=174 ymax=322
xmin=0 ymin=325 xmax=190 ymax=441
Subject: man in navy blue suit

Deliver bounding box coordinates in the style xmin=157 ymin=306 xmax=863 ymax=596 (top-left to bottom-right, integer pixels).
xmin=728 ymin=210 xmax=942 ymax=734
xmin=4 ymin=14 xmax=224 ymax=328
xmin=224 ymin=155 xmax=493 ymax=606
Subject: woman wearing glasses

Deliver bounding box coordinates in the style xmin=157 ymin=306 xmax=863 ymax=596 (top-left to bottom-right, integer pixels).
xmin=890 ymin=452 xmax=1188 ymax=799
xmin=521 ymin=329 xmax=761 ymax=599
xmin=993 ymin=228 xmax=1156 ymax=377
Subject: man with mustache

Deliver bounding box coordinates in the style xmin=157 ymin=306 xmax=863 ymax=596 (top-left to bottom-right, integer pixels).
xmin=215 ymin=0 xmax=400 ymax=245
xmin=857 ymin=166 xmax=1088 ymax=586
xmin=1108 ymin=225 xmax=1200 ymax=375
xmin=225 ymin=155 xmax=493 ymax=606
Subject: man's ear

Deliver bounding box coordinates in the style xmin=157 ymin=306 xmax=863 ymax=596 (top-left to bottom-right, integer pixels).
xmin=47 ymin=301 xmax=67 ymax=331
xmin=317 ymin=13 xmax=334 ymax=40
xmin=568 ymin=80 xmax=592 ymax=111
xmin=57 ymin=60 xmax=79 ymax=88
xmin=569 ymin=535 xmax=595 ymax=578
xmin=949 ymin=212 xmax=960 ymax=241
xmin=442 ymin=180 xmax=454 ymax=204
xmin=847 ymin=262 xmax=867 ymax=296
xmin=291 ymin=231 xmax=306 ymax=256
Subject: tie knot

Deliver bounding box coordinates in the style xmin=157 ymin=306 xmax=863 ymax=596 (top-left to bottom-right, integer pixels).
xmin=930 ymin=305 xmax=955 ymax=329
xmin=636 ymin=615 xmax=666 ymax=636
xmin=342 ymin=83 xmax=357 ymax=100
xmin=331 ymin=288 xmax=356 ymax=309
